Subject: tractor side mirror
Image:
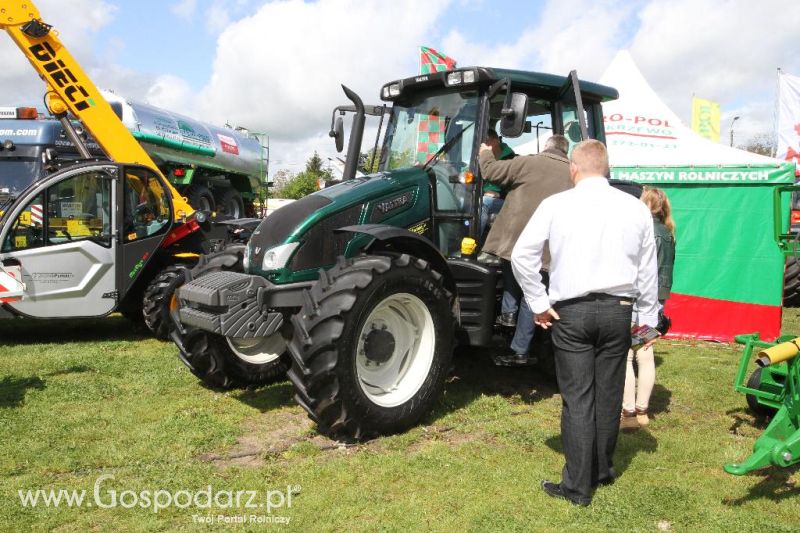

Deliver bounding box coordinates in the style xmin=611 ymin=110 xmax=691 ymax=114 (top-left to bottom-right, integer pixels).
xmin=499 ymin=92 xmax=528 ymax=138
xmin=330 ymin=116 xmax=345 ymax=153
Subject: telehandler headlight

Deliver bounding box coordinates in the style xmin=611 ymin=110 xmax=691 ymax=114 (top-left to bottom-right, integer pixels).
xmin=388 ymin=83 xmax=400 ymax=97
xmin=262 ymin=242 xmax=300 ymax=271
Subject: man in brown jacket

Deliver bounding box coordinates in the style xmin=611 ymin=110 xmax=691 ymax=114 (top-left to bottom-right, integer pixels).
xmin=479 ymin=134 xmax=572 ymax=364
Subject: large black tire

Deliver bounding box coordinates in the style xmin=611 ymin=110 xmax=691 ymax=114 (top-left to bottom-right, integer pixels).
xmin=745 ymin=367 xmax=777 ymax=416
xmin=142 ymin=265 xmax=188 ymax=340
xmin=216 ymin=188 xmax=245 ymax=219
xmin=287 ymin=254 xmax=455 ymax=441
xmin=783 ymin=256 xmax=800 ymax=307
xmin=184 ymin=184 xmax=215 ymax=213
xmin=173 ymin=246 xmax=290 ymax=390
xmin=179 ymin=329 xmax=291 ymax=389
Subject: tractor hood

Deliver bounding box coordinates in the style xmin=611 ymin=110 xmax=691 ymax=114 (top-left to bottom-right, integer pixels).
xmin=246 ymin=166 xmax=431 ymax=282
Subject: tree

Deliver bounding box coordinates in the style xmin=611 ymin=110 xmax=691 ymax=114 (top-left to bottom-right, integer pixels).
xmin=738 ymin=132 xmax=776 ymax=157
xmin=273 ymin=152 xmax=333 ymax=200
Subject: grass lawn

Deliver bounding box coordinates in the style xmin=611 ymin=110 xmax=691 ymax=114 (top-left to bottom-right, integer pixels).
xmin=0 ymin=312 xmax=798 ymax=531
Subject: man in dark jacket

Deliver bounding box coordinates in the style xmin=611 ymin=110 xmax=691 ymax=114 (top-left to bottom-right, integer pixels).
xmin=478 ymin=134 xmax=572 ymax=364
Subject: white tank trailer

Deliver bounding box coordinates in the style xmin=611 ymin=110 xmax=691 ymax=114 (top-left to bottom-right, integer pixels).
xmin=0 ymin=90 xmax=268 ymax=218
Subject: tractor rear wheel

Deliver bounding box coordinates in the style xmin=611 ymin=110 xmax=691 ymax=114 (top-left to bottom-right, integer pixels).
xmin=287 ymin=254 xmax=455 ymax=441
xmin=783 ymin=256 xmax=800 ymax=307
xmin=173 ymin=246 xmax=290 ymax=390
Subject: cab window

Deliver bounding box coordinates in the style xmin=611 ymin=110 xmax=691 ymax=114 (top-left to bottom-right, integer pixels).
xmin=1 ymin=193 xmax=45 ymax=252
xmin=47 ymin=173 xmax=112 ymax=246
xmin=123 ymin=168 xmax=171 ymax=242
xmin=1 ymin=171 xmax=112 ymax=252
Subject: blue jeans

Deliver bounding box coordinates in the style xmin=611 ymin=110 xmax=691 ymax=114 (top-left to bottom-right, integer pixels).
xmin=503 ymin=262 xmax=547 ymax=356
xmin=480 ymin=195 xmax=504 ymax=238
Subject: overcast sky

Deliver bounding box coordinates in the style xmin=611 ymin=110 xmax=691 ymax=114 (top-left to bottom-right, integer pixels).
xmin=2 ymin=0 xmax=798 ymax=173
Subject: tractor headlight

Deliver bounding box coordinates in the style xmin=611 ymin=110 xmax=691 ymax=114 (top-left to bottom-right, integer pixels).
xmin=446 ymin=72 xmax=463 ymax=85
xmin=262 ymin=242 xmax=300 ymax=271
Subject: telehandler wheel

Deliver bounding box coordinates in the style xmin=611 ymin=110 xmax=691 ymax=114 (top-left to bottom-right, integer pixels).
xmin=173 ymin=246 xmax=290 ymax=390
xmin=143 ymin=265 xmax=188 ymax=340
xmin=783 ymin=256 xmax=800 ymax=307
xmin=745 ymin=367 xmax=777 ymax=416
xmin=287 ymin=254 xmax=455 ymax=441
xmin=180 ymin=329 xmax=291 ymax=390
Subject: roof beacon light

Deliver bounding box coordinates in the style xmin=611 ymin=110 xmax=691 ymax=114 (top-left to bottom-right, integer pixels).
xmin=16 ymin=107 xmax=38 ymax=120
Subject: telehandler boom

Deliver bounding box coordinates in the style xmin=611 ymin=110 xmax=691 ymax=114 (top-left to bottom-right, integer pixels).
xmin=0 ymin=1 xmax=252 ymax=340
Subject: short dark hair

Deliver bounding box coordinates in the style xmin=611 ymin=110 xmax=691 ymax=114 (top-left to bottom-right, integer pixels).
xmin=486 ymin=129 xmax=499 ymax=141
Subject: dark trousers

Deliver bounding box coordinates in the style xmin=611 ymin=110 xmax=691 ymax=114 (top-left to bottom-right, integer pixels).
xmin=551 ymin=295 xmax=633 ymax=502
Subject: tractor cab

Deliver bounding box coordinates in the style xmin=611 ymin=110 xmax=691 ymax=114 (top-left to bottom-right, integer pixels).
xmin=376 ymin=67 xmax=618 ymax=257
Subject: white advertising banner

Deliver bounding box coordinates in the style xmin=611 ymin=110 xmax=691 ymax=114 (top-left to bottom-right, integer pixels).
xmin=777 ymin=71 xmax=800 ymax=176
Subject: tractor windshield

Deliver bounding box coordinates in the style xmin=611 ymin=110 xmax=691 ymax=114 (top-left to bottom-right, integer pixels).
xmin=381 ymin=89 xmax=480 ymax=173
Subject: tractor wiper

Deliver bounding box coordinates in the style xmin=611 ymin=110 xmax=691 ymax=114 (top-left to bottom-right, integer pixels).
xmin=422 ymin=121 xmax=475 ymax=171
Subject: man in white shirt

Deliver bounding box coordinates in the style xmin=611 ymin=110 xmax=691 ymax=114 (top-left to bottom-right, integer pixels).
xmin=511 ymin=139 xmax=658 ymax=506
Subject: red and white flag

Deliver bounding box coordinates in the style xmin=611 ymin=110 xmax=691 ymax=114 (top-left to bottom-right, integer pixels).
xmin=777 ymin=71 xmax=800 ymax=177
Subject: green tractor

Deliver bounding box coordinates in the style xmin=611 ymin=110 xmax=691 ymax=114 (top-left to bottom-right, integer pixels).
xmin=173 ymin=67 xmax=619 ymax=440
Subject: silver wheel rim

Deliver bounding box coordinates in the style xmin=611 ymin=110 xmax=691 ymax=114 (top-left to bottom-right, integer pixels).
xmin=356 ymin=292 xmax=435 ymax=408
xmin=227 ymin=333 xmax=285 ymax=365
xmin=198 ymin=196 xmax=213 ymax=212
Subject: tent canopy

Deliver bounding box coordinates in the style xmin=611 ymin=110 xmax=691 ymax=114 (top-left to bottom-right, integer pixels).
xmin=600 ymin=51 xmax=793 ymax=182
xmin=598 ymin=51 xmax=793 ymax=341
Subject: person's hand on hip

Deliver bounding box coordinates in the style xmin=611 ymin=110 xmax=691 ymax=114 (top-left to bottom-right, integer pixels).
xmin=535 ymin=308 xmax=560 ymax=329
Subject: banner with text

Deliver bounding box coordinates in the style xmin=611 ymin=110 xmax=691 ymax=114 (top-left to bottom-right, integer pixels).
xmin=611 ymin=164 xmax=795 ymax=184
xmin=777 ymin=71 xmax=800 ymax=177
xmin=691 ymin=96 xmax=721 ymax=142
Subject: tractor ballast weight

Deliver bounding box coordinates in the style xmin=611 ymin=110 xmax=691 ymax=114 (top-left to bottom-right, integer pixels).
xmin=726 ymin=333 xmax=800 ymax=474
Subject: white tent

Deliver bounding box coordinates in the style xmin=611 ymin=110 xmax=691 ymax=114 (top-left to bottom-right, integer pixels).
xmin=596 ymin=51 xmax=795 ymax=341
xmin=600 ymin=50 xmax=787 ymax=181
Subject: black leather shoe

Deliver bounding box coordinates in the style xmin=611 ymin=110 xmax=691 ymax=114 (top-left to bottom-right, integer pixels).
xmin=541 ymin=480 xmax=591 ymax=507
xmin=492 ymin=352 xmax=537 ymax=367
xmin=496 ymin=312 xmax=516 ymax=327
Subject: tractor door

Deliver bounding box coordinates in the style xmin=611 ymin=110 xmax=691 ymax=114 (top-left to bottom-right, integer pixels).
xmin=0 ymin=164 xmax=117 ymax=318
xmin=557 ymin=70 xmax=591 ymax=150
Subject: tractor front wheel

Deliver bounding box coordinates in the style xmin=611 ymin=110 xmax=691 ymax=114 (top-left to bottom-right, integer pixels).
xmin=173 ymin=246 xmax=290 ymax=389
xmin=287 ymin=254 xmax=455 ymax=441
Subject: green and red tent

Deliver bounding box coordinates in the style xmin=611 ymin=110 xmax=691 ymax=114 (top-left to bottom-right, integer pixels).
xmin=600 ymin=51 xmax=796 ymax=341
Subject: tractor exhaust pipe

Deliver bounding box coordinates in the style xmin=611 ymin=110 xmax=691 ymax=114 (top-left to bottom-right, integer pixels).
xmin=341 ymin=85 xmax=365 ymax=181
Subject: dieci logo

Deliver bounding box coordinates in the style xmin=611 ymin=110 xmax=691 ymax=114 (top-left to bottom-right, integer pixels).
xmin=28 ymin=42 xmax=94 ymax=111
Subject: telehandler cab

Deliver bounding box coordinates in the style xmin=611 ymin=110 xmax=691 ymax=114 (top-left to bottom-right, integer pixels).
xmin=176 ymin=67 xmax=620 ymax=440
xmin=0 ymin=1 xmax=254 ymax=340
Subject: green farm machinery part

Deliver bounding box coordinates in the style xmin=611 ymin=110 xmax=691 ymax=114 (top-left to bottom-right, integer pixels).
xmin=725 ymin=184 xmax=800 ymax=475
xmin=726 ymin=334 xmax=800 ymax=474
